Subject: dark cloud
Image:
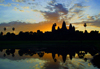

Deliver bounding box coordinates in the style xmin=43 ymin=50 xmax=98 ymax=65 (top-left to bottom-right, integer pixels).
xmin=41 ymin=3 xmax=68 ymax=22
xmin=41 ymin=11 xmax=60 ymax=21
xmin=45 ymin=6 xmax=54 ymax=11
xmin=54 ymin=4 xmax=68 ymax=15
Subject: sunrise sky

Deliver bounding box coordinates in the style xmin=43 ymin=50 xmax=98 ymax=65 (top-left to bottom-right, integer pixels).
xmin=0 ymin=0 xmax=100 ymax=34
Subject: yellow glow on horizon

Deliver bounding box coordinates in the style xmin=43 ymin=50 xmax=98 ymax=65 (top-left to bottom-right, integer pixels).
xmin=73 ymin=23 xmax=100 ymax=33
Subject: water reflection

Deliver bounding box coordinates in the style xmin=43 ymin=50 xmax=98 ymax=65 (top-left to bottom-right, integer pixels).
xmin=0 ymin=47 xmax=99 ymax=69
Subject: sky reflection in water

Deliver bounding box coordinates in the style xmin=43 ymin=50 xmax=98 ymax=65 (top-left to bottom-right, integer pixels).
xmin=0 ymin=49 xmax=99 ymax=69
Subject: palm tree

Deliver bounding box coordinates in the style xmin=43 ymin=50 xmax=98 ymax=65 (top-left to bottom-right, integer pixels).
xmin=12 ymin=27 xmax=15 ymax=31
xmin=4 ymin=27 xmax=6 ymax=35
xmin=84 ymin=23 xmax=87 ymax=30
xmin=0 ymin=32 xmax=3 ymax=36
xmin=4 ymin=27 xmax=6 ymax=31
xmin=12 ymin=27 xmax=15 ymax=33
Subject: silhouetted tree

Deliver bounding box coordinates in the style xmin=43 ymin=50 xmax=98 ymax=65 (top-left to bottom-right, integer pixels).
xmin=19 ymin=31 xmax=24 ymax=35
xmin=12 ymin=27 xmax=15 ymax=31
xmin=0 ymin=21 xmax=100 ymax=41
xmin=4 ymin=27 xmax=6 ymax=31
xmin=4 ymin=27 xmax=6 ymax=35
xmin=30 ymin=31 xmax=33 ymax=35
xmin=0 ymin=32 xmax=3 ymax=36
xmin=84 ymin=23 xmax=87 ymax=30
xmin=6 ymin=32 xmax=11 ymax=36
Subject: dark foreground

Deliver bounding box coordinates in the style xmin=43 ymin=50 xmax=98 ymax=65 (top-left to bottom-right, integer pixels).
xmin=0 ymin=40 xmax=100 ymax=51
xmin=0 ymin=40 xmax=100 ymax=69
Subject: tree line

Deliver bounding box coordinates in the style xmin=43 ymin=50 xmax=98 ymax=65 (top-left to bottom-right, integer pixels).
xmin=0 ymin=21 xmax=100 ymax=41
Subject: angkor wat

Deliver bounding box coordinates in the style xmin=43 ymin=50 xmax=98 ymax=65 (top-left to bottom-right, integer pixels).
xmin=0 ymin=21 xmax=100 ymax=41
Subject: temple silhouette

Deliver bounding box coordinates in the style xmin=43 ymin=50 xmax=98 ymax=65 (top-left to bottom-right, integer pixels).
xmin=0 ymin=21 xmax=100 ymax=41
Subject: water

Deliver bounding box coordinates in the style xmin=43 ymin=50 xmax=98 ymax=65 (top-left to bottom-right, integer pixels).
xmin=0 ymin=47 xmax=99 ymax=69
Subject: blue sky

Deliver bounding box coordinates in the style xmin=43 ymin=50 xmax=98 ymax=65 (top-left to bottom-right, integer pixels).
xmin=0 ymin=0 xmax=100 ymax=34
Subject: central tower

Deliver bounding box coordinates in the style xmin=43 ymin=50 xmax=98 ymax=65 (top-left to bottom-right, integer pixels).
xmin=61 ymin=21 xmax=67 ymax=31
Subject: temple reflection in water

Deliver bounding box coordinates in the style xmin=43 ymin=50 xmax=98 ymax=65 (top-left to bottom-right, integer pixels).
xmin=0 ymin=46 xmax=99 ymax=69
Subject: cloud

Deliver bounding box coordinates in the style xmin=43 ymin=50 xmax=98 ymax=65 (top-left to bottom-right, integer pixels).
xmin=39 ymin=2 xmax=89 ymax=23
xmin=0 ymin=3 xmax=11 ymax=7
xmin=26 ymin=19 xmax=36 ymax=23
xmin=74 ymin=3 xmax=83 ymax=8
xmin=13 ymin=7 xmax=28 ymax=12
xmin=31 ymin=10 xmax=40 ymax=12
xmin=71 ymin=12 xmax=100 ymax=28
xmin=13 ymin=7 xmax=19 ymax=11
xmin=22 ymin=6 xmax=29 ymax=9
xmin=40 ymin=3 xmax=68 ymax=22
xmin=67 ymin=2 xmax=89 ymax=23
xmin=12 ymin=0 xmax=35 ymax=3
xmin=69 ymin=3 xmax=88 ymax=14
xmin=45 ymin=6 xmax=54 ymax=11
xmin=85 ymin=0 xmax=89 ymax=2
xmin=31 ymin=0 xmax=35 ymax=1
xmin=48 ymin=0 xmax=56 ymax=6
xmin=74 ymin=3 xmax=89 ymax=8
xmin=82 ymin=18 xmax=100 ymax=27
xmin=41 ymin=11 xmax=60 ymax=21
xmin=54 ymin=4 xmax=68 ymax=15
xmin=87 ymin=15 xmax=94 ymax=20
xmin=0 ymin=0 xmax=4 ymax=3
xmin=12 ymin=0 xmax=26 ymax=2
xmin=17 ymin=4 xmax=19 ymax=6
xmin=19 ymin=10 xmax=24 ymax=12
xmin=73 ymin=9 xmax=83 ymax=14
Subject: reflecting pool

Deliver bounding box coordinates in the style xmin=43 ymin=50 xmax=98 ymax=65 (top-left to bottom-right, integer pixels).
xmin=0 ymin=47 xmax=99 ymax=69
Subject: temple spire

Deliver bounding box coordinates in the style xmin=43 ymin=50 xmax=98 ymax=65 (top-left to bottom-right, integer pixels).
xmin=62 ymin=21 xmax=67 ymax=30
